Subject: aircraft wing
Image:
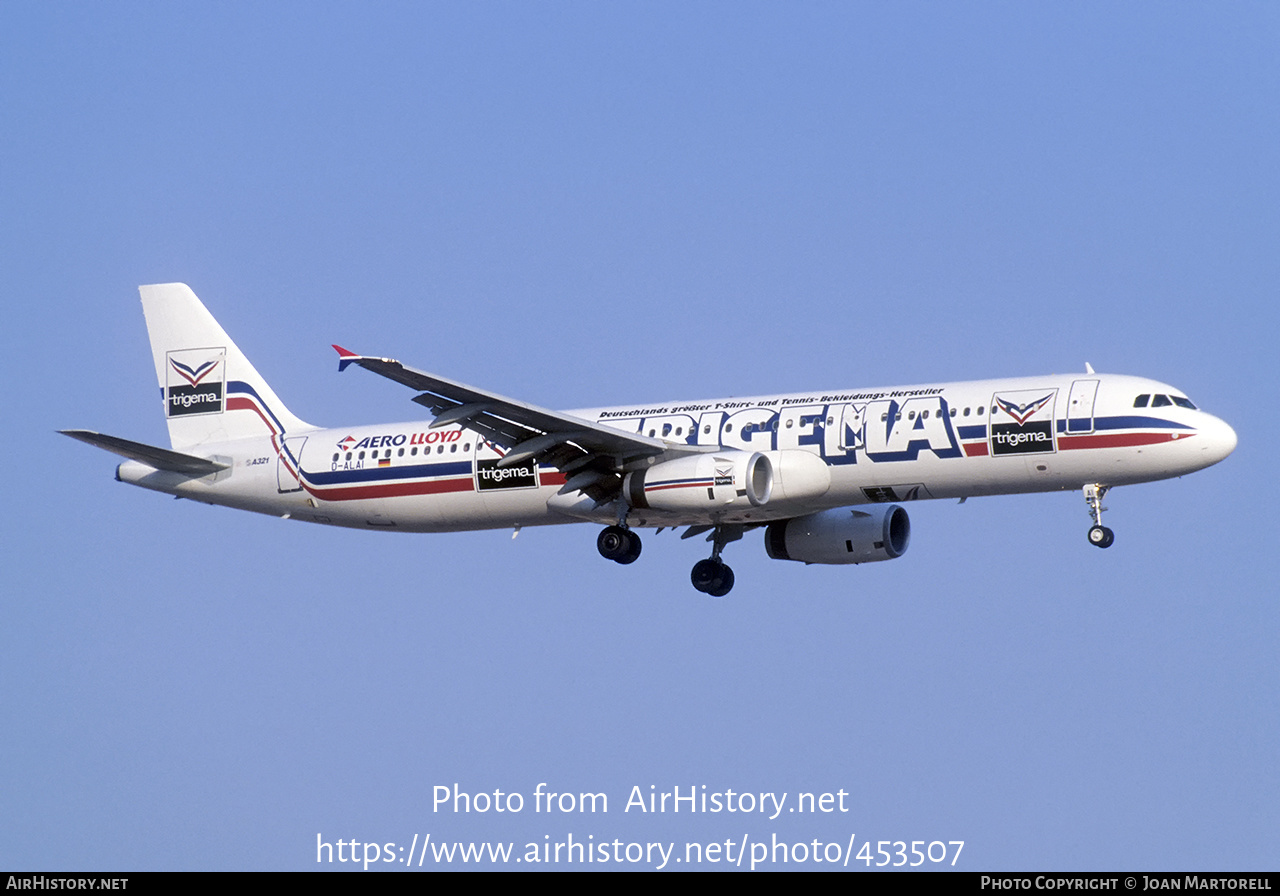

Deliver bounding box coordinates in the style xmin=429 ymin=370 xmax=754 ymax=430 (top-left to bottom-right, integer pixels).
xmin=333 ymin=347 xmax=681 ymax=503
xmin=60 ymin=430 xmax=230 ymax=476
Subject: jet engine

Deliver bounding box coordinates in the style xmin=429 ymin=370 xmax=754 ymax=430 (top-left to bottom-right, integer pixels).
xmin=764 ymin=505 xmax=910 ymax=565
xmin=624 ymin=448 xmax=834 ymax=514
xmin=624 ymin=451 xmax=771 ymax=512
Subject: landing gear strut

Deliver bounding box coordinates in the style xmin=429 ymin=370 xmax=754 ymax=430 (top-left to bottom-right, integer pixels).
xmin=597 ymin=525 xmax=642 ymax=564
xmin=690 ymin=525 xmax=740 ymax=597
xmin=1083 ymin=484 xmax=1114 ymax=549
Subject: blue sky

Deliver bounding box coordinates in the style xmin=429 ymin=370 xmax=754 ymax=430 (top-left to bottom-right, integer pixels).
xmin=4 ymin=2 xmax=1277 ymax=871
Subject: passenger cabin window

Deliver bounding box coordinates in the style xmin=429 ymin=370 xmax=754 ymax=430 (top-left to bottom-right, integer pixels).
xmin=1134 ymin=394 xmax=1150 ymax=408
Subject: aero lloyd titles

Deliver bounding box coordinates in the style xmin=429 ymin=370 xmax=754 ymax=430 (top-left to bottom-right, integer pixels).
xmin=599 ymin=387 xmax=1059 ymax=464
xmin=330 ymin=429 xmax=541 ymax=491
xmin=336 ymin=429 xmax=463 ymax=455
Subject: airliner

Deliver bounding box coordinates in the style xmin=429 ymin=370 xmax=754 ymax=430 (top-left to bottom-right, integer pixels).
xmin=63 ymin=284 xmax=1237 ymax=596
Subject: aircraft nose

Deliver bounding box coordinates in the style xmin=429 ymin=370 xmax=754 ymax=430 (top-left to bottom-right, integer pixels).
xmin=1196 ymin=414 xmax=1237 ymax=467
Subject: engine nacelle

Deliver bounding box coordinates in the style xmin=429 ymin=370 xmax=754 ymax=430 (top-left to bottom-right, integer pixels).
xmin=625 ymin=451 xmax=771 ymax=512
xmin=764 ymin=505 xmax=910 ymax=565
xmin=761 ymin=449 xmax=832 ymax=504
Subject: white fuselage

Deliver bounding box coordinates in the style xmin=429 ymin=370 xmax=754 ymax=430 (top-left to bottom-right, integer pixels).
xmin=116 ymin=371 xmax=1237 ymax=534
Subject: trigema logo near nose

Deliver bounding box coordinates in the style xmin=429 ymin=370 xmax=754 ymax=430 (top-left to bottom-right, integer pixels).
xmin=989 ymin=390 xmax=1056 ymax=455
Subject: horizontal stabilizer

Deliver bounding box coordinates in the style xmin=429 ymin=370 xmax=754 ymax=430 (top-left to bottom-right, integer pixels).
xmin=60 ymin=430 xmax=230 ymax=476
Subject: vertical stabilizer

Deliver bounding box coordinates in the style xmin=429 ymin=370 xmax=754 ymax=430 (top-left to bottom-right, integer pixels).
xmin=140 ymin=283 xmax=312 ymax=450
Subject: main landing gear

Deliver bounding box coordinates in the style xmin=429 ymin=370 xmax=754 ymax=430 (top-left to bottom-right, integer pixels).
xmin=597 ymin=525 xmax=642 ymax=564
xmin=595 ymin=522 xmax=741 ymax=596
xmin=690 ymin=526 xmax=741 ymax=597
xmin=1084 ymin=483 xmax=1115 ymax=549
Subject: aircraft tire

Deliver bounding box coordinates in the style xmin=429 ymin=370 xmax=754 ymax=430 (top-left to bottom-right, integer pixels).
xmin=690 ymin=558 xmax=720 ymax=592
xmin=691 ymin=558 xmax=733 ymax=595
xmin=617 ymin=530 xmax=642 ymax=564
xmin=1088 ymin=525 xmax=1115 ymax=549
xmin=598 ymin=526 xmax=632 ymax=562
xmin=706 ymin=565 xmax=734 ymax=597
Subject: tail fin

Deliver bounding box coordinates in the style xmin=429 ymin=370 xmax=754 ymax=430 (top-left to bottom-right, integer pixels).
xmin=140 ymin=283 xmax=312 ymax=450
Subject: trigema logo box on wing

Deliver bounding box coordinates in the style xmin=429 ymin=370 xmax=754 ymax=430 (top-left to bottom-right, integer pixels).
xmin=474 ymin=457 xmax=539 ymax=491
xmin=165 ymin=347 xmax=226 ymax=417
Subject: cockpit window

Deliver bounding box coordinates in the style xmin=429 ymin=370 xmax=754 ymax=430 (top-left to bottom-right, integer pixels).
xmin=1172 ymin=396 xmax=1197 ymax=410
xmin=1133 ymin=394 xmax=1150 ymax=408
xmin=1151 ymin=394 xmax=1172 ymax=407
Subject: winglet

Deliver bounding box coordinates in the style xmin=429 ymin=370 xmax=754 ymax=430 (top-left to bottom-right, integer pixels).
xmin=333 ymin=344 xmax=360 ymax=372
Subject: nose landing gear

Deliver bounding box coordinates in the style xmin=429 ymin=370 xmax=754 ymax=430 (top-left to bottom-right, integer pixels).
xmin=1084 ymin=484 xmax=1114 ymax=549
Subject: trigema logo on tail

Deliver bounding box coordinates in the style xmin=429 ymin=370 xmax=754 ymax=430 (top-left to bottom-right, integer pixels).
xmin=165 ymin=348 xmax=226 ymax=417
xmin=989 ymin=389 xmax=1056 ymax=455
